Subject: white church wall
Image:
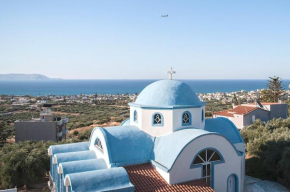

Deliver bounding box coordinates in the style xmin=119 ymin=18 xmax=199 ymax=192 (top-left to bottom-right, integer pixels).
xmin=172 ymin=106 xmax=205 ymax=131
xmin=129 ymin=106 xmax=142 ymax=128
xmin=169 ymin=135 xmax=243 ymax=192
xmin=89 ymin=128 xmax=111 ymax=168
xmin=140 ymin=108 xmax=173 ymax=137
xmin=155 ymin=166 xmax=170 ymax=183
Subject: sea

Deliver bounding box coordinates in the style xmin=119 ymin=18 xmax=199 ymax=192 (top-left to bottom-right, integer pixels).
xmin=0 ymin=79 xmax=289 ymax=96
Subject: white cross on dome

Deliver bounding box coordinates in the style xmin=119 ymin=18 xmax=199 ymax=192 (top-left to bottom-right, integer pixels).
xmin=166 ymin=67 xmax=176 ymax=80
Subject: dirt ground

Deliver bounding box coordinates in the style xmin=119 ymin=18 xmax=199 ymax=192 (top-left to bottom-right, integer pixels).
xmin=68 ymin=121 xmax=121 ymax=134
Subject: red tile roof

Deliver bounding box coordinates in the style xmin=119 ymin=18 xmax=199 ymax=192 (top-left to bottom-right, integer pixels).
xmin=247 ymin=102 xmax=281 ymax=106
xmin=125 ymin=163 xmax=214 ymax=192
xmin=231 ymin=106 xmax=259 ymax=115
xmin=214 ymin=106 xmax=268 ymax=117
xmin=213 ymin=110 xmax=234 ymax=117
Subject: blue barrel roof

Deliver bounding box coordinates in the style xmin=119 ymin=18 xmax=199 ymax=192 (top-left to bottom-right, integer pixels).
xmin=60 ymin=158 xmax=108 ymax=178
xmin=102 ymin=125 xmax=154 ymax=166
xmin=204 ymin=117 xmax=244 ymax=144
xmin=66 ymin=167 xmax=135 ymax=192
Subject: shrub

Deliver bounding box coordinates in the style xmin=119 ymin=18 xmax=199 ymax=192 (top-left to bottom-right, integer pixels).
xmin=73 ymin=130 xmax=79 ymax=136
xmin=242 ymin=117 xmax=290 ymax=184
xmin=0 ymin=141 xmax=54 ymax=188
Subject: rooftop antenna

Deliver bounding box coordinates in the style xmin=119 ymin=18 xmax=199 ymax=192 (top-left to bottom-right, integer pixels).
xmin=167 ymin=67 xmax=176 ymax=80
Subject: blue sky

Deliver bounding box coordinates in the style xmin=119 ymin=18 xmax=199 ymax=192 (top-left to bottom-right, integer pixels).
xmin=0 ymin=0 xmax=290 ymax=79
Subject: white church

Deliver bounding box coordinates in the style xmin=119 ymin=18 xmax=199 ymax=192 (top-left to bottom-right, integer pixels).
xmin=48 ymin=69 xmax=245 ymax=192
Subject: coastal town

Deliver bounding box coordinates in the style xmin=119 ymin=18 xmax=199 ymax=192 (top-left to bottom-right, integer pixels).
xmin=1 ymin=87 xmax=290 ymax=114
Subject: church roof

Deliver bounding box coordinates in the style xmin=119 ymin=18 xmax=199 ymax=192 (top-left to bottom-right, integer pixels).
xmin=65 ymin=167 xmax=135 ymax=192
xmin=152 ymin=128 xmax=212 ymax=171
xmin=54 ymin=150 xmax=97 ymax=165
xmin=130 ymin=80 xmax=204 ymax=109
xmin=60 ymin=159 xmax=107 ymax=178
xmin=100 ymin=125 xmax=154 ymax=166
xmin=48 ymin=142 xmax=89 ymax=156
xmin=125 ymin=163 xmax=214 ymax=192
xmin=152 ymin=128 xmax=243 ymax=171
xmin=204 ymin=118 xmax=244 ymax=144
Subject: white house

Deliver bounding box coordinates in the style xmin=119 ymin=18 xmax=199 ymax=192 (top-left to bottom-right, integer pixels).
xmin=48 ymin=79 xmax=245 ymax=192
xmin=214 ymin=102 xmax=288 ymax=129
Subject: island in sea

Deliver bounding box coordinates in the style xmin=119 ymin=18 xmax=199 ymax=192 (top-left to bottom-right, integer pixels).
xmin=0 ymin=73 xmax=62 ymax=81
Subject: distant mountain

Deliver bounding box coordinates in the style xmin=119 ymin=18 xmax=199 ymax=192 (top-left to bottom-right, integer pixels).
xmin=0 ymin=74 xmax=61 ymax=81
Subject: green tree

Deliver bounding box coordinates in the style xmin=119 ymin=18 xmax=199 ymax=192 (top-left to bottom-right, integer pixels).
xmin=232 ymin=94 xmax=239 ymax=106
xmin=241 ymin=118 xmax=290 ymax=183
xmin=278 ymin=147 xmax=290 ymax=184
xmin=0 ymin=141 xmax=53 ymax=188
xmin=0 ymin=122 xmax=12 ymax=144
xmin=261 ymin=76 xmax=284 ymax=102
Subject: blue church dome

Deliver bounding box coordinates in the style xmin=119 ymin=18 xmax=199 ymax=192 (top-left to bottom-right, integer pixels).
xmin=132 ymin=80 xmax=204 ymax=108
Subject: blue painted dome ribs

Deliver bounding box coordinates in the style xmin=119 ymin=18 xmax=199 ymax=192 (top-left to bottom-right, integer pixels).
xmin=66 ymin=167 xmax=135 ymax=192
xmin=55 ymin=150 xmax=97 ymax=165
xmin=132 ymin=80 xmax=204 ymax=108
xmin=60 ymin=159 xmax=108 ymax=178
xmin=49 ymin=142 xmax=89 ymax=156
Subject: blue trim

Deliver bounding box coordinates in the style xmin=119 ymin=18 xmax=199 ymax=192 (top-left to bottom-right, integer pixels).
xmin=129 ymin=102 xmax=206 ymax=109
xmin=89 ymin=127 xmax=113 ymax=164
xmin=182 ymin=111 xmax=192 ymax=126
xmin=152 ymin=112 xmax=164 ymax=126
xmin=227 ymin=173 xmax=239 ymax=192
xmin=190 ymin=147 xmax=225 ymax=189
xmin=133 ymin=110 xmax=138 ymax=122
xmin=120 ymin=118 xmax=130 ymax=126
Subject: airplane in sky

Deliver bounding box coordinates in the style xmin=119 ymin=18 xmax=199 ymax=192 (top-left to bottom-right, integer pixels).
xmin=161 ymin=14 xmax=168 ymax=17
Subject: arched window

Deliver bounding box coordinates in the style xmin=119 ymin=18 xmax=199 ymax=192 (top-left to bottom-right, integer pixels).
xmin=152 ymin=113 xmax=163 ymax=126
xmin=134 ymin=110 xmax=138 ymax=122
xmin=202 ymin=109 xmax=204 ymax=122
xmin=192 ymin=149 xmax=223 ymax=186
xmin=94 ymin=138 xmax=103 ymax=151
xmin=182 ymin=111 xmax=191 ymax=126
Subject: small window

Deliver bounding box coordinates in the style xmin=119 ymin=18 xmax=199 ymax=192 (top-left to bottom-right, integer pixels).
xmin=134 ymin=110 xmax=138 ymax=122
xmin=182 ymin=111 xmax=191 ymax=126
xmin=193 ymin=149 xmax=222 ymax=166
xmin=94 ymin=138 xmax=103 ymax=151
xmin=153 ymin=113 xmax=163 ymax=125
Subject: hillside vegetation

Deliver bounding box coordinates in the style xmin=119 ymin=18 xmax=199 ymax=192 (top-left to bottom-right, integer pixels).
xmin=241 ymin=118 xmax=290 ymax=186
